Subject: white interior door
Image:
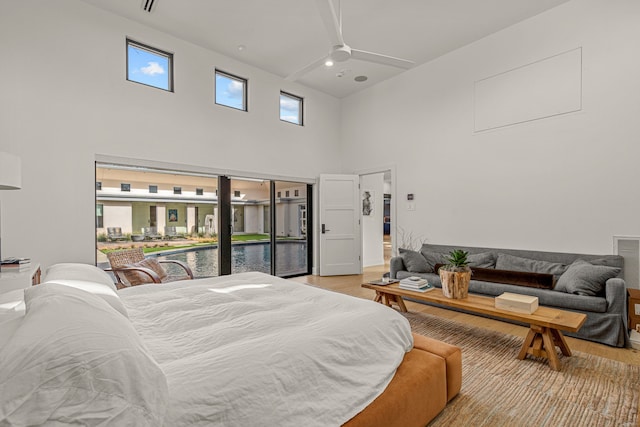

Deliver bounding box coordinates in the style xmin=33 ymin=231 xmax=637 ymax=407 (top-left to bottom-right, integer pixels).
xmin=319 ymin=174 xmax=361 ymax=276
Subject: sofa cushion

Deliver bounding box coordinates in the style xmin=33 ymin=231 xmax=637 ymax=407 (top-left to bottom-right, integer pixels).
xmin=467 ymin=252 xmax=497 ymax=268
xmin=469 ymin=280 xmax=608 ymax=313
xmin=495 ymin=253 xmax=568 ymax=276
xmin=399 ymin=249 xmax=430 ymax=273
xmin=555 ymin=260 xmax=621 ymax=296
xmin=398 ymin=272 xmax=607 ymax=313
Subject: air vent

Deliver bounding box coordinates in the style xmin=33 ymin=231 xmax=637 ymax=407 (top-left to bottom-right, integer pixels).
xmin=614 ymin=236 xmax=640 ymax=289
xmin=141 ymin=0 xmax=157 ymax=13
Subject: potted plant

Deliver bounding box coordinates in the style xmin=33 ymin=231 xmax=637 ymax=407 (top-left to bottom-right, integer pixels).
xmin=439 ymin=249 xmax=471 ymax=299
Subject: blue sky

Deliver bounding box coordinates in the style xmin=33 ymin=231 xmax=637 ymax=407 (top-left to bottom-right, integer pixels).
xmin=280 ymin=94 xmax=301 ymax=124
xmin=127 ymin=44 xmax=170 ymax=90
xmin=215 ymin=73 xmax=245 ymax=110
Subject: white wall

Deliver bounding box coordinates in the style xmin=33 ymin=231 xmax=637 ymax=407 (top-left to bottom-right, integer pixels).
xmin=0 ymin=0 xmax=341 ymax=268
xmin=341 ymin=0 xmax=640 ymax=255
xmin=361 ymin=173 xmax=384 ymax=267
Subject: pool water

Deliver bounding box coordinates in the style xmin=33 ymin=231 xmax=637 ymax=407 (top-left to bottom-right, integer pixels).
xmin=155 ymin=241 xmax=308 ymax=278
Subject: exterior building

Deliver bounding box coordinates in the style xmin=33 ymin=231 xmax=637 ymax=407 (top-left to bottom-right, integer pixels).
xmin=96 ymin=167 xmax=307 ymax=239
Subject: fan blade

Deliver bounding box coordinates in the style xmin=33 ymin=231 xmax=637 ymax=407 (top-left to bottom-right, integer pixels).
xmin=286 ymin=55 xmax=328 ymax=81
xmin=315 ymin=0 xmax=344 ymax=47
xmin=351 ymin=48 xmax=415 ymax=69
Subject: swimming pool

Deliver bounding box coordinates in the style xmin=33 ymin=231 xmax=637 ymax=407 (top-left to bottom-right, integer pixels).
xmin=154 ymin=241 xmax=308 ymax=278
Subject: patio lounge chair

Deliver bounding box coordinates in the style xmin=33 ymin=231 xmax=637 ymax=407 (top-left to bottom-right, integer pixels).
xmin=107 ymin=227 xmax=128 ymax=242
xmin=106 ymin=247 xmax=194 ymax=289
xmin=164 ymin=226 xmax=183 ymax=240
xmin=143 ymin=226 xmax=162 ymax=240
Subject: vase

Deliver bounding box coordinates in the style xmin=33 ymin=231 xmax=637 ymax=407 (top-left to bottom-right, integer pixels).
xmin=439 ymin=269 xmax=471 ymax=299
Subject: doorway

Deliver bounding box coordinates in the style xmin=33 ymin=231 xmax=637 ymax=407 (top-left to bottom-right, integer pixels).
xmin=360 ymin=169 xmax=393 ymax=269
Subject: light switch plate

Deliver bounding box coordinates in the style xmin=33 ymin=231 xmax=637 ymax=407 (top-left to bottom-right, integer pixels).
xmin=407 ymin=203 xmax=416 ymax=211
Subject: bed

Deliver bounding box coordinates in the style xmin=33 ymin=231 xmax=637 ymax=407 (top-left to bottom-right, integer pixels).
xmin=0 ymin=264 xmax=461 ymax=426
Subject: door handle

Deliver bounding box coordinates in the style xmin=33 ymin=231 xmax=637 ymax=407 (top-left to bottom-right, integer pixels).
xmin=322 ymin=224 xmax=331 ymax=234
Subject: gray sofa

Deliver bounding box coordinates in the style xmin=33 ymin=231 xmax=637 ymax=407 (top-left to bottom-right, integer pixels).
xmin=391 ymin=243 xmax=628 ymax=348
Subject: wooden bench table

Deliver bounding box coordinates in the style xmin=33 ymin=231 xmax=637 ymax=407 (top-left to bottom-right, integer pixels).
xmin=362 ymin=282 xmax=587 ymax=371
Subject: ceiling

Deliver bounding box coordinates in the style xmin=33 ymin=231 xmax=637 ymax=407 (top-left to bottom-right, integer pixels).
xmin=79 ymin=0 xmax=571 ymax=98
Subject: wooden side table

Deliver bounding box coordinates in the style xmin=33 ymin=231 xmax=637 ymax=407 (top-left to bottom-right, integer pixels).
xmin=0 ymin=263 xmax=41 ymax=293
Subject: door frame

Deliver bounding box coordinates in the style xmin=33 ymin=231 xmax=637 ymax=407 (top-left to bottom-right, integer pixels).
xmin=353 ymin=165 xmax=397 ymax=261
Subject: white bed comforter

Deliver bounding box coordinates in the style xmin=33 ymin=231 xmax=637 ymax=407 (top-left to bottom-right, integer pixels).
xmin=119 ymin=272 xmax=413 ymax=426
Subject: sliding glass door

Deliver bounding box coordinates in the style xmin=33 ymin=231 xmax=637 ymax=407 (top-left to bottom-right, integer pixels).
xmin=96 ymin=163 xmax=312 ymax=279
xmin=274 ymin=181 xmax=309 ymax=276
xmin=230 ymin=177 xmax=271 ymax=275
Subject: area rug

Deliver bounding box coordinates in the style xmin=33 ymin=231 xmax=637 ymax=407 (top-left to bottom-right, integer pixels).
xmin=402 ymin=311 xmax=639 ymax=427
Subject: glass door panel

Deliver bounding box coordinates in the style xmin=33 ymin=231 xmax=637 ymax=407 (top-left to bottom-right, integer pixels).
xmin=230 ymin=178 xmax=271 ymax=274
xmin=95 ymin=163 xmax=219 ymax=278
xmin=274 ymin=181 xmax=308 ymax=277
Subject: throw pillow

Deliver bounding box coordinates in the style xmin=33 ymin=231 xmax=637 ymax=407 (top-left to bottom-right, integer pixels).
xmin=495 ymin=253 xmax=568 ymax=276
xmin=419 ymin=250 xmax=446 ymax=272
xmin=555 ymin=259 xmax=621 ymax=296
xmin=399 ymin=248 xmax=430 ymax=273
xmin=123 ymin=258 xmax=168 ymax=286
xmin=467 ymin=252 xmax=497 ymax=268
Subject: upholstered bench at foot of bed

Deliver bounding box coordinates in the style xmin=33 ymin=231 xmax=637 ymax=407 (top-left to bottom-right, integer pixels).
xmin=343 ymin=333 xmax=462 ymax=427
xmin=412 ymin=333 xmax=462 ymax=402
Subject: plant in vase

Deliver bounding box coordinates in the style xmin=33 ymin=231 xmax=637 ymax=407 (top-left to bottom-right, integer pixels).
xmin=439 ymin=249 xmax=471 ymax=299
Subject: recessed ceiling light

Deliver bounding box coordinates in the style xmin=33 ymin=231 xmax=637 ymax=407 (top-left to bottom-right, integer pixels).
xmin=324 ymin=59 xmax=334 ymax=67
xmin=354 ymin=75 xmax=368 ymax=82
xmin=237 ymin=45 xmax=246 ymax=52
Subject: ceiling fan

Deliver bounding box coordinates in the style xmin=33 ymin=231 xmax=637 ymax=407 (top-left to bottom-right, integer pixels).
xmin=286 ymin=0 xmax=415 ymax=81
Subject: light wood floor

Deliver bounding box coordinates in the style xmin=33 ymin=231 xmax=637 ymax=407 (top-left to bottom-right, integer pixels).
xmin=292 ymin=263 xmax=640 ymax=367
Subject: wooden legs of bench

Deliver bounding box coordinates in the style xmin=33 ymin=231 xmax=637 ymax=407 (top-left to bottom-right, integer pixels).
xmin=517 ymin=325 xmax=572 ymax=371
xmin=374 ymin=290 xmax=408 ymax=312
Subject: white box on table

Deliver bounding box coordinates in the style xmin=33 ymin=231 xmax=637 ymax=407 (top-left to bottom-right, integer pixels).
xmin=495 ymin=292 xmax=539 ymax=314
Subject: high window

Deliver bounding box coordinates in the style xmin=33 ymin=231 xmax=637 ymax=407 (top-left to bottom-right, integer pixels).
xmin=280 ymin=91 xmax=303 ymax=125
xmin=215 ymin=70 xmax=247 ymax=111
xmin=121 ymin=183 xmax=131 ymax=192
xmin=196 ymin=188 xmax=204 ymax=196
xmin=173 ymin=187 xmax=182 ymax=195
xmin=149 ymin=185 xmax=158 ymax=193
xmin=126 ymin=39 xmax=173 ymax=92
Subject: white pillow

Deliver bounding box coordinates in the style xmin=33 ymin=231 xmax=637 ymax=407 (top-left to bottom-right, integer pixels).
xmin=0 ymin=284 xmax=168 ymax=426
xmin=44 ymin=263 xmax=116 ymax=291
xmin=42 ymin=279 xmax=128 ymax=318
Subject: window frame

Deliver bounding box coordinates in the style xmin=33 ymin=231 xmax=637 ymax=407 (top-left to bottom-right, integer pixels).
xmin=215 ymin=69 xmax=248 ymax=111
xmin=126 ymin=38 xmax=174 ymax=92
xmin=279 ymin=91 xmax=304 ymax=126
xmin=173 ymin=186 xmax=182 ymax=195
xmin=149 ymin=185 xmax=158 ymax=194
xmin=96 ymin=203 xmax=104 ymax=228
xmin=121 ymin=183 xmax=131 ymax=192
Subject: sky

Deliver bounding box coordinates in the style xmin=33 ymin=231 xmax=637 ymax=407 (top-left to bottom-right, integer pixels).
xmin=280 ymin=94 xmax=301 ymax=125
xmin=127 ymin=44 xmax=170 ymax=91
xmin=215 ymin=73 xmax=245 ymax=110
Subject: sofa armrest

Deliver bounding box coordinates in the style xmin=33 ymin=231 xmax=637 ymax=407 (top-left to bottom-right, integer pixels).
xmin=605 ymin=277 xmax=628 ymax=325
xmin=390 ymin=256 xmax=405 ymax=279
